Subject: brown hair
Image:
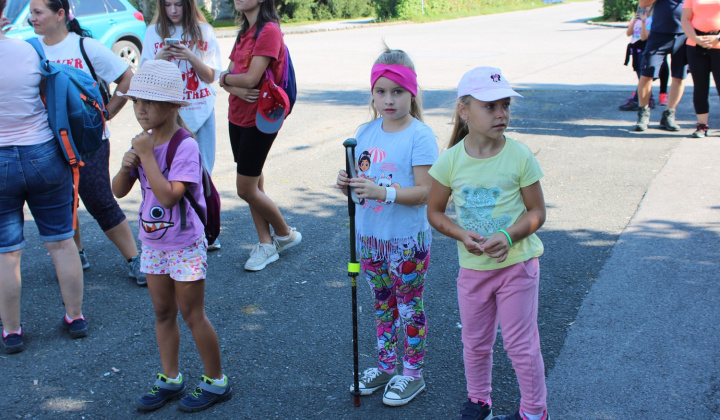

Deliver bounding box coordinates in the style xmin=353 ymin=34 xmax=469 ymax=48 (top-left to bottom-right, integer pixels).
xmin=152 ymin=0 xmax=207 ymax=47
xmin=447 ymin=95 xmax=472 ymax=149
xmin=370 ymin=42 xmax=423 ymax=122
xmin=235 ymin=0 xmax=280 ymax=41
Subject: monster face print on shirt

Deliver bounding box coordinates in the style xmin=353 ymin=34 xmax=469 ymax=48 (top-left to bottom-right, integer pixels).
xmin=139 ymin=169 xmax=175 ymax=240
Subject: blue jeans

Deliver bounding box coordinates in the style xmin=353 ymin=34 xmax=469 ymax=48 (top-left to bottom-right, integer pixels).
xmin=0 ymin=140 xmax=74 ymax=252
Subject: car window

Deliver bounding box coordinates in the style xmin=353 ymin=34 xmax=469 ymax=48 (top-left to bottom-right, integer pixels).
xmin=104 ymin=0 xmax=127 ymax=12
xmin=71 ymin=0 xmax=108 ymax=17
xmin=4 ymin=0 xmax=29 ymax=23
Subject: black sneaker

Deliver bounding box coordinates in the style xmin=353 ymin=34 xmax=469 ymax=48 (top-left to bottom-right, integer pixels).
xmin=659 ymin=109 xmax=680 ymax=131
xmin=127 ymin=256 xmax=146 ymax=286
xmin=178 ymin=375 xmax=232 ymax=412
xmin=618 ymin=97 xmax=639 ymax=111
xmin=634 ymin=106 xmax=650 ymax=131
xmin=692 ymin=123 xmax=709 ymax=138
xmin=61 ymin=316 xmax=88 ymax=339
xmin=2 ymin=331 xmax=24 ymax=354
xmin=137 ymin=373 xmax=186 ymax=411
xmin=492 ymin=410 xmax=549 ymax=420
xmin=459 ymin=399 xmax=492 ymax=419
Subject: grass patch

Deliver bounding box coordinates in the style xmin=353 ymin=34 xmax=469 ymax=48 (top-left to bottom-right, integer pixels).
xmin=406 ymin=1 xmax=553 ymax=23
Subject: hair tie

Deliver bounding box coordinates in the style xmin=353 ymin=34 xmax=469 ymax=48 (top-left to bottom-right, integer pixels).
xmin=67 ymin=12 xmax=75 ymax=22
xmin=370 ymin=64 xmax=418 ymax=97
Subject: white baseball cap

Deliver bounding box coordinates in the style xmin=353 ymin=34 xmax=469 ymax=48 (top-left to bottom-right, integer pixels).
xmin=458 ymin=67 xmax=522 ymax=101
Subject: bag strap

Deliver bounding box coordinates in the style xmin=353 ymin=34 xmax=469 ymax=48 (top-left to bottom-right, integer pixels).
xmin=165 ymin=128 xmax=207 ymax=229
xmin=80 ymin=37 xmax=111 ymax=106
xmin=27 ymin=38 xmax=46 ymax=60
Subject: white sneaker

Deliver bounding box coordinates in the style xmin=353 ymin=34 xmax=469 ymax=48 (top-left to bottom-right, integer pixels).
xmin=207 ymin=238 xmax=221 ymax=251
xmin=244 ymin=243 xmax=279 ymax=271
xmin=273 ymin=227 xmax=302 ymax=253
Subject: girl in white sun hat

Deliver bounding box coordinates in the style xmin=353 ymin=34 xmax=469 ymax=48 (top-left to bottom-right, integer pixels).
xmin=111 ymin=60 xmax=231 ymax=412
xmin=427 ymin=67 xmax=549 ymax=420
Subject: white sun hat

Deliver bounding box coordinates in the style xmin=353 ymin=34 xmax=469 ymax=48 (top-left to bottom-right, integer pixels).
xmin=117 ymin=60 xmax=189 ymax=106
xmin=458 ymin=66 xmax=522 ymax=102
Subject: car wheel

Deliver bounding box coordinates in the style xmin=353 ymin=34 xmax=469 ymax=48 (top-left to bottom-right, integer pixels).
xmin=113 ymin=40 xmax=141 ymax=74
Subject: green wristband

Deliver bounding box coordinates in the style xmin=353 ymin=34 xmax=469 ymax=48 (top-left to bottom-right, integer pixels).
xmin=498 ymin=229 xmax=513 ymax=247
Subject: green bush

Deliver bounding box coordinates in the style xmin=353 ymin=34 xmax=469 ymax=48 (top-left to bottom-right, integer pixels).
xmin=278 ymin=0 xmax=372 ymax=21
xmin=603 ymin=0 xmax=638 ymax=21
xmin=380 ymin=0 xmax=543 ymax=21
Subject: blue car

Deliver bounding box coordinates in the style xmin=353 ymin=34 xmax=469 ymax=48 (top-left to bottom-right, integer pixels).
xmin=3 ymin=0 xmax=146 ymax=73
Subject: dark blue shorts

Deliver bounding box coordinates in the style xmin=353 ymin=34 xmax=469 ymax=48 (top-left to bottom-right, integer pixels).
xmin=0 ymin=140 xmax=74 ymax=252
xmin=640 ymin=32 xmax=688 ymax=80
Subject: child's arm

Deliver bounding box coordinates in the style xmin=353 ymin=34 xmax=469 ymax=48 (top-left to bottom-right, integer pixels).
xmin=132 ymin=131 xmax=187 ymax=208
xmin=223 ymin=55 xmax=271 ymax=89
xmin=481 ymin=181 xmax=546 ymax=263
xmin=640 ymin=13 xmax=650 ymax=41
xmin=166 ymin=43 xmax=216 ymax=84
xmin=112 ymin=148 xmax=139 ymax=198
xmin=219 ymin=61 xmax=261 ymax=102
xmin=348 ymin=165 xmax=433 ymax=206
xmin=627 ymin=14 xmax=638 ymax=37
xmin=427 ymin=179 xmax=485 ymax=256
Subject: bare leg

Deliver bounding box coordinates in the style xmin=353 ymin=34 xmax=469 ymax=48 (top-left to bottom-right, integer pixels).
xmin=45 ymin=238 xmax=83 ymax=319
xmin=236 ymin=173 xmax=290 ymax=244
xmin=667 ymin=77 xmax=685 ymax=110
xmin=147 ymin=273 xmax=180 ymax=378
xmin=0 ymin=250 xmax=22 ymax=333
xmin=637 ymin=76 xmax=653 ymax=107
xmin=176 ymin=280 xmax=222 ymax=379
xmin=104 ymin=221 xmax=139 ymax=260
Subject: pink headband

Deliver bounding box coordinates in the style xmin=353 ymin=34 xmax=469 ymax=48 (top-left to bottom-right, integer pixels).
xmin=371 ymin=64 xmax=418 ymax=97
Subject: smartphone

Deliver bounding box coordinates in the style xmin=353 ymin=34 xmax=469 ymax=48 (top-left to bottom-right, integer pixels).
xmin=164 ymin=38 xmax=181 ymax=46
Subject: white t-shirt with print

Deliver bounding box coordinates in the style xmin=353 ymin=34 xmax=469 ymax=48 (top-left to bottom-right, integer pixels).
xmin=38 ymin=33 xmax=129 ymax=139
xmin=353 ymin=118 xmax=439 ymax=259
xmin=141 ymin=23 xmax=222 ymax=133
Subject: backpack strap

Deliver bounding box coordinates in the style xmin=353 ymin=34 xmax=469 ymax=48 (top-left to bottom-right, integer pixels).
xmin=27 ymin=38 xmax=46 ymax=60
xmin=165 ymin=128 xmax=207 ymax=229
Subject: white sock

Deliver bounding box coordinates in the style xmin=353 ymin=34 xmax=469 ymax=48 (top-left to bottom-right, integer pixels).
xmin=166 ymin=373 xmax=182 ymax=383
xmin=276 ymin=231 xmax=292 ymax=240
xmin=65 ymin=313 xmax=84 ymax=322
xmin=3 ymin=326 xmax=22 ymax=336
xmin=211 ymin=375 xmax=227 ymax=386
xmin=521 ymin=410 xmax=544 ymax=420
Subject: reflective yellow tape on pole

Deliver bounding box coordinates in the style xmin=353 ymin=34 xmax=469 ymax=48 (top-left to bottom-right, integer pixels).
xmin=348 ymin=262 xmax=360 ymax=274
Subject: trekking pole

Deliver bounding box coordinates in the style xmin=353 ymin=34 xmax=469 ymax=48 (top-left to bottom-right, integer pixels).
xmin=343 ymin=137 xmax=361 ymax=407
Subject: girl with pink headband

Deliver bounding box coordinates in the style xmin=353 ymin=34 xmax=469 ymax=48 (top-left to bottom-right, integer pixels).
xmin=336 ymin=44 xmax=438 ymax=407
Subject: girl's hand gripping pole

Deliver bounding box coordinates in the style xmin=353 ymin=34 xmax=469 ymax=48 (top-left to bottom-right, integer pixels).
xmin=343 ymin=138 xmax=362 ymax=407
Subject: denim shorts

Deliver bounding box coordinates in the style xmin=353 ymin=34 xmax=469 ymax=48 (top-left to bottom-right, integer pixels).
xmin=0 ymin=140 xmax=74 ymax=252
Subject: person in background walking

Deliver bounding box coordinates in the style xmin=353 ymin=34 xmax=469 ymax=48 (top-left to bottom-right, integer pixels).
xmin=427 ymin=67 xmax=548 ymax=420
xmin=28 ymin=0 xmax=144 ymax=284
xmin=219 ymin=0 xmax=301 ymax=271
xmin=681 ymin=0 xmax=720 ymax=137
xmin=0 ymin=0 xmax=86 ymax=354
xmin=634 ymin=0 xmax=688 ymax=132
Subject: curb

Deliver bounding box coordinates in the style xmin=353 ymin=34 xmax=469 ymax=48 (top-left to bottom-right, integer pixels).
xmin=214 ymin=19 xmax=410 ymax=38
xmin=586 ymin=20 xmax=627 ymax=28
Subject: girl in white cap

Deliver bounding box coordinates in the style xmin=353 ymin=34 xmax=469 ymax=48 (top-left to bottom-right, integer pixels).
xmin=427 ymin=67 xmax=549 ymax=420
xmin=336 ymin=44 xmax=438 ymax=407
xmin=112 ymin=60 xmax=231 ymax=412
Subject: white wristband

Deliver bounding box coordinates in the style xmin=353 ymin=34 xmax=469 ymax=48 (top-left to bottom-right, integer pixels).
xmin=385 ymin=187 xmax=397 ymax=203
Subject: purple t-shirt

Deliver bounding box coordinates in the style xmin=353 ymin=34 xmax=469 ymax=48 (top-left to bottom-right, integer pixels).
xmin=130 ymin=131 xmax=205 ymax=251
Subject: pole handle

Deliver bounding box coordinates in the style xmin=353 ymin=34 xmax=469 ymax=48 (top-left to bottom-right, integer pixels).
xmin=343 ymin=138 xmax=362 ymax=211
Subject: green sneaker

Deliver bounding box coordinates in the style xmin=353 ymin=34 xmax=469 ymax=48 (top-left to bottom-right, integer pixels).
xmin=382 ymin=375 xmax=425 ymax=406
xmin=137 ymin=373 xmax=185 ymax=411
xmin=350 ymin=367 xmax=394 ymax=396
xmin=178 ymin=375 xmax=232 ymax=412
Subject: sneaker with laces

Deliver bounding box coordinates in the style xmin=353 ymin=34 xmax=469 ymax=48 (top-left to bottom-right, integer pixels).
xmin=660 ymin=109 xmax=680 ymax=131
xmin=79 ymin=249 xmax=90 ymax=271
xmin=2 ymin=330 xmax=24 ymax=354
xmin=137 ymin=373 xmax=186 ymax=411
xmin=207 ymin=238 xmax=221 ymax=252
xmin=693 ymin=123 xmax=709 ymax=138
xmin=273 ymin=227 xmax=302 ymax=253
xmin=128 ymin=256 xmax=146 ymax=286
xmin=178 ymin=375 xmax=232 ymax=412
xmin=382 ymin=375 xmax=426 ymax=406
xmin=459 ymin=399 xmax=493 ymax=419
xmin=61 ymin=316 xmax=88 ymax=339
xmin=244 ymin=243 xmax=279 ymax=271
xmin=634 ymin=106 xmax=650 ymax=131
xmin=659 ymin=92 xmax=668 ymax=106
xmin=618 ymin=97 xmax=638 ymax=111
xmin=350 ymin=367 xmax=395 ymax=395
xmin=492 ymin=410 xmax=549 ymax=420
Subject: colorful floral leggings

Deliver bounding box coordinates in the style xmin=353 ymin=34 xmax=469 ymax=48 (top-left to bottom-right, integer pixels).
xmin=360 ymin=244 xmax=430 ymax=375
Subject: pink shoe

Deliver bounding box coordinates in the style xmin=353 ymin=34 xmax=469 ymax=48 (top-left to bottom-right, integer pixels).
xmin=659 ymin=93 xmax=668 ymax=106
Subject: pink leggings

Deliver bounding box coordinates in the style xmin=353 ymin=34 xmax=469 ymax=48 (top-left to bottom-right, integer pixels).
xmin=457 ymin=258 xmax=547 ymax=414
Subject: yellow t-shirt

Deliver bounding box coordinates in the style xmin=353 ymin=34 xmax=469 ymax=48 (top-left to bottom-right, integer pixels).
xmin=428 ymin=136 xmax=544 ymax=271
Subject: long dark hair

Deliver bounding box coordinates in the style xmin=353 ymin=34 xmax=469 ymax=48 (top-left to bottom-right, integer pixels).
xmin=45 ymin=0 xmax=91 ymax=37
xmin=152 ymin=0 xmax=207 ymax=47
xmin=235 ymin=0 xmax=280 ymax=41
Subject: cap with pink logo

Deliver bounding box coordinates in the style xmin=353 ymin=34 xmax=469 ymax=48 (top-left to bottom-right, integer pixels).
xmin=457 ymin=67 xmax=522 ymax=102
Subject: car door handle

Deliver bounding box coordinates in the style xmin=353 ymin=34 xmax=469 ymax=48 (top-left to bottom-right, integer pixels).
xmin=108 ymin=19 xmax=116 ymax=25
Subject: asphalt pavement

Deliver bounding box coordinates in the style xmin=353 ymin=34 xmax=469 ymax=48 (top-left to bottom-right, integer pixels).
xmin=2 ymin=1 xmax=719 ymax=419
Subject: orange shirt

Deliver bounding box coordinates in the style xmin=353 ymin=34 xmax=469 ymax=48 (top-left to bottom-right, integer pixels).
xmin=684 ymin=0 xmax=720 ymax=47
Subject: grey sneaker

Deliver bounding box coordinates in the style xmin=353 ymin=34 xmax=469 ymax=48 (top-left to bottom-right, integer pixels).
xmin=128 ymin=256 xmax=147 ymax=286
xmin=660 ymin=109 xmax=680 ymax=131
xmin=79 ymin=250 xmax=90 ymax=270
xmin=244 ymin=243 xmax=279 ymax=271
xmin=692 ymin=123 xmax=709 ymax=138
xmin=273 ymin=227 xmax=302 ymax=253
xmin=207 ymin=238 xmax=221 ymax=252
xmin=350 ymin=367 xmax=395 ymax=396
xmin=634 ymin=106 xmax=650 ymax=131
xmin=382 ymin=375 xmax=426 ymax=406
